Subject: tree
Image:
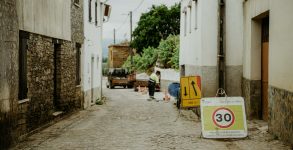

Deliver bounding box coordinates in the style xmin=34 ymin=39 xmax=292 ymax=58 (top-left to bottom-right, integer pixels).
xmin=157 ymin=35 xmax=179 ymax=68
xmin=122 ymin=47 xmax=158 ymax=72
xmin=130 ymin=4 xmax=180 ymax=53
xmin=123 ymin=35 xmax=180 ymax=71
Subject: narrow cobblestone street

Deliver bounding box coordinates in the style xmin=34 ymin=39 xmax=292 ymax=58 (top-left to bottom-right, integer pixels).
xmin=12 ymin=83 xmax=290 ymax=150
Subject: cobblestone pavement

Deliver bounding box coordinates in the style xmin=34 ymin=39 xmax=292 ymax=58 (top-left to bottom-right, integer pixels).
xmin=12 ymin=85 xmax=291 ymax=150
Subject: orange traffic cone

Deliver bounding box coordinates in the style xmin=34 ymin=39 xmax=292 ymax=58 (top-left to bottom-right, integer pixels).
xmin=138 ymin=85 xmax=141 ymax=92
xmin=163 ymin=89 xmax=170 ymax=101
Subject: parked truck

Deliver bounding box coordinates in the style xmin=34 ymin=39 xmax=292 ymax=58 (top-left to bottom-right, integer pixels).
xmin=107 ymin=68 xmax=135 ymax=89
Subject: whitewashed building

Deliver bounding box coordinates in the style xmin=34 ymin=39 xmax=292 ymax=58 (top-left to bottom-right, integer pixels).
xmin=179 ymin=0 xmax=243 ymax=97
xmin=82 ymin=0 xmax=110 ymax=108
xmin=180 ymin=0 xmax=293 ymax=145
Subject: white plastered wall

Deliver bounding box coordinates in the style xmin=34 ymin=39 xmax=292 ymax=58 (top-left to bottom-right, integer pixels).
xmin=269 ymin=0 xmax=293 ymax=92
xmin=16 ymin=0 xmax=71 ymax=41
xmin=225 ymin=0 xmax=243 ymax=66
xmin=180 ymin=0 xmax=218 ymax=67
xmin=243 ymin=0 xmax=270 ymax=80
xmin=82 ymin=0 xmax=104 ymax=108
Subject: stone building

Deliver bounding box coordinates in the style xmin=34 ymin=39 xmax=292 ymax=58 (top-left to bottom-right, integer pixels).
xmin=0 ymin=0 xmax=84 ymax=148
xmin=108 ymin=43 xmax=131 ymax=68
xmin=180 ymin=0 xmax=293 ymax=145
xmin=0 ymin=0 xmax=19 ymax=148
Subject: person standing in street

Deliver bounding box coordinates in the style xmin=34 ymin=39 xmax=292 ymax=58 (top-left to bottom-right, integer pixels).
xmin=148 ymin=70 xmax=160 ymax=101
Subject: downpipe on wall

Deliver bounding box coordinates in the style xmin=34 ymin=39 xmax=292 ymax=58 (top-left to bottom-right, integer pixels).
xmin=218 ymin=0 xmax=226 ymax=96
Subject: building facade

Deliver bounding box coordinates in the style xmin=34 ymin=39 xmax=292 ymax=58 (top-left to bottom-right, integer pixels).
xmin=108 ymin=44 xmax=130 ymax=68
xmin=180 ymin=0 xmax=243 ymax=97
xmin=243 ymin=0 xmax=293 ymax=145
xmin=180 ymin=0 xmax=293 ymax=145
xmin=82 ymin=0 xmax=110 ymax=109
xmin=0 ymin=0 xmax=19 ymax=148
xmin=0 ymin=0 xmax=84 ymax=148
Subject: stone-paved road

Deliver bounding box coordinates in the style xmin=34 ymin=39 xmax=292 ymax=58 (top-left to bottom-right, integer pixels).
xmin=12 ymin=84 xmax=290 ymax=150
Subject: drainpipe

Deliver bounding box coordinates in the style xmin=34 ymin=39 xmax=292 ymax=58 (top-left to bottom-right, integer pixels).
xmin=218 ymin=0 xmax=225 ymax=94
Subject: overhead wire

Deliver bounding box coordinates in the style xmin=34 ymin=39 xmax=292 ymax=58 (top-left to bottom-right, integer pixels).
xmin=132 ymin=0 xmax=145 ymax=12
xmin=115 ymin=0 xmax=145 ymax=39
xmin=116 ymin=15 xmax=129 ymax=31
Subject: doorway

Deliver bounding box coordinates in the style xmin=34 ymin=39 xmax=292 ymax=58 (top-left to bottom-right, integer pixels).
xmin=261 ymin=17 xmax=269 ymax=121
xmin=54 ymin=43 xmax=61 ymax=109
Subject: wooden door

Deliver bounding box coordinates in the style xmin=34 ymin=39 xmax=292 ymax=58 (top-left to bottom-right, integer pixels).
xmin=261 ymin=17 xmax=269 ymax=121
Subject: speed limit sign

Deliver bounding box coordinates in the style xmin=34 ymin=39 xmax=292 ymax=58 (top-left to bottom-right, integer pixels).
xmin=201 ymin=97 xmax=247 ymax=138
xmin=212 ymin=107 xmax=235 ymax=128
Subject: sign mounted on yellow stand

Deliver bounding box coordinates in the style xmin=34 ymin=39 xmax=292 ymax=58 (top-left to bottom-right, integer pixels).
xmin=200 ymin=97 xmax=248 ymax=138
xmin=180 ymin=76 xmax=201 ymax=108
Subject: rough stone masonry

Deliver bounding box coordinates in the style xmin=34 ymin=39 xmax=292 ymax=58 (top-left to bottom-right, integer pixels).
xmin=0 ymin=0 xmax=19 ymax=149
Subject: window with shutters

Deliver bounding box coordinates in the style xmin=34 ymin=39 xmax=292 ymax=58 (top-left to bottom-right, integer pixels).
xmin=89 ymin=0 xmax=92 ymax=22
xmin=95 ymin=2 xmax=98 ymax=25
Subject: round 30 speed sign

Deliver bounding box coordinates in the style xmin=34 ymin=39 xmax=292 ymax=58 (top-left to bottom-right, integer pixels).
xmin=201 ymin=97 xmax=248 ymax=138
xmin=212 ymin=107 xmax=235 ymax=128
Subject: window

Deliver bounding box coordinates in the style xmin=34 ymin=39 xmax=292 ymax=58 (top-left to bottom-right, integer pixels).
xmin=193 ymin=0 xmax=198 ymax=29
xmin=95 ymin=2 xmax=98 ymax=25
xmin=188 ymin=4 xmax=192 ymax=33
xmin=19 ymin=31 xmax=29 ymax=100
xmin=74 ymin=0 xmax=79 ymax=5
xmin=76 ymin=43 xmax=81 ymax=85
xmin=89 ymin=0 xmax=92 ymax=22
xmin=183 ymin=8 xmax=187 ymax=36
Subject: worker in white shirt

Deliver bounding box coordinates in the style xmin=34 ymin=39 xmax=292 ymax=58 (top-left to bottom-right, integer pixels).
xmin=148 ymin=70 xmax=160 ymax=101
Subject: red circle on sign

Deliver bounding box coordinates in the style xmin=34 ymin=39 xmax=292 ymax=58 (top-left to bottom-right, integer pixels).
xmin=212 ymin=107 xmax=235 ymax=128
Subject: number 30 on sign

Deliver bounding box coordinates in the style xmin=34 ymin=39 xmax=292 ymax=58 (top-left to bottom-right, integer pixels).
xmin=212 ymin=107 xmax=235 ymax=128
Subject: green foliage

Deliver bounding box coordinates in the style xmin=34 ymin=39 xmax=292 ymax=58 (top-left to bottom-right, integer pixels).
xmin=102 ymin=62 xmax=108 ymax=76
xmin=122 ymin=54 xmax=141 ymax=72
xmin=157 ymin=35 xmax=179 ymax=68
xmin=170 ymin=43 xmax=179 ymax=70
xmin=123 ymin=35 xmax=180 ymax=71
xmin=102 ymin=57 xmax=108 ymax=63
xmin=131 ymin=4 xmax=180 ymax=53
xmin=122 ymin=47 xmax=158 ymax=72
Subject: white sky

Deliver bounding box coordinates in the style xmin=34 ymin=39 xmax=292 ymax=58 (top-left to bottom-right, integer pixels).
xmin=103 ymin=0 xmax=180 ymax=43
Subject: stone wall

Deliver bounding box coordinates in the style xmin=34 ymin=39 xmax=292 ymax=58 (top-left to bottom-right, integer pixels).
xmin=71 ymin=0 xmax=84 ymax=109
xmin=0 ymin=0 xmax=19 ymax=149
xmin=269 ymin=86 xmax=293 ymax=145
xmin=241 ymin=77 xmax=261 ymax=119
xmin=18 ymin=32 xmax=81 ymax=134
xmin=26 ymin=33 xmax=55 ymax=130
xmin=59 ymin=41 xmax=79 ymax=111
xmin=71 ymin=0 xmax=84 ymax=44
xmin=108 ymin=45 xmax=130 ymax=68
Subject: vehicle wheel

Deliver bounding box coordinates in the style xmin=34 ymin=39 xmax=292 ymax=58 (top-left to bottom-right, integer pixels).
xmin=110 ymin=82 xmax=114 ymax=89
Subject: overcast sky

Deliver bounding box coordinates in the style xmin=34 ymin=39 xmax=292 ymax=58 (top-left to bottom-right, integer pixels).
xmin=103 ymin=0 xmax=180 ymax=43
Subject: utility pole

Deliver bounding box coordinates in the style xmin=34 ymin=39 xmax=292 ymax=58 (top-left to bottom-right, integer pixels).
xmin=130 ymin=11 xmax=133 ymax=41
xmin=129 ymin=11 xmax=133 ymax=65
xmin=113 ymin=28 xmax=116 ymax=44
